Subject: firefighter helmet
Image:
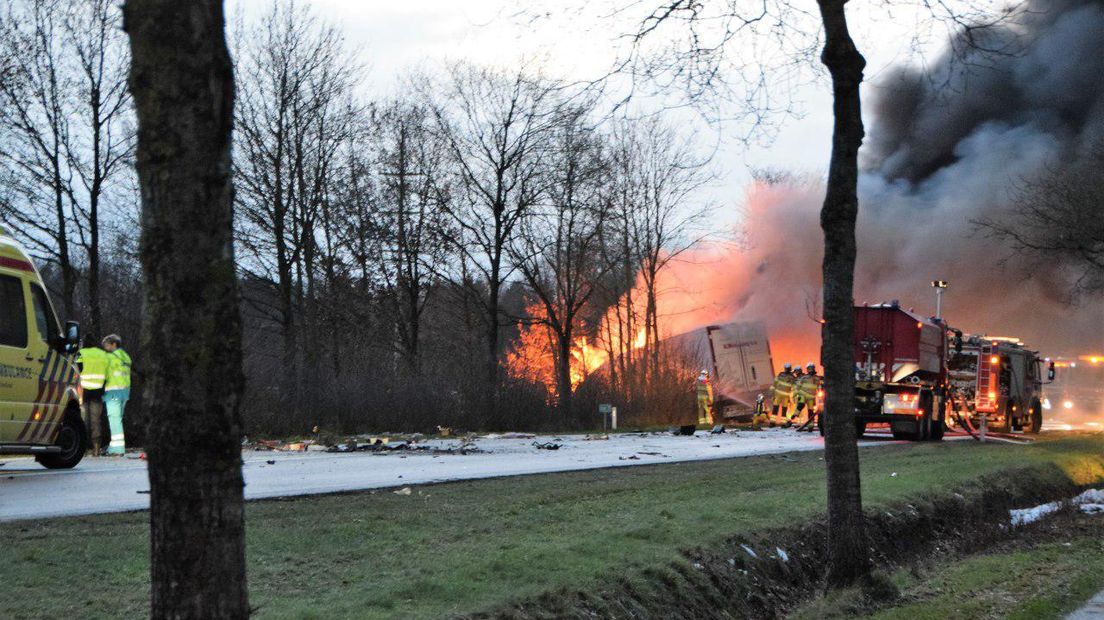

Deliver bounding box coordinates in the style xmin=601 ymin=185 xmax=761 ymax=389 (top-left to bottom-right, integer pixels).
xmin=806 ymin=362 xmax=816 ymax=370
xmin=783 ymin=363 xmax=792 ymax=371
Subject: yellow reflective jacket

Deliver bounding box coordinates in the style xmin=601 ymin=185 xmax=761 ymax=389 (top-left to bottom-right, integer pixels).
xmin=77 ymin=346 xmax=109 ymax=390
xmin=772 ymin=372 xmax=795 ymax=397
xmin=795 ymin=374 xmax=820 ymax=402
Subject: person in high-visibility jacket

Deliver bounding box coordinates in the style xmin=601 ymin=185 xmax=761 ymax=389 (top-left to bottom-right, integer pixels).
xmin=695 ymin=370 xmax=714 ymax=426
xmin=77 ymin=336 xmax=109 ymax=455
xmin=102 ymin=334 xmax=132 ymax=456
xmin=793 ymin=362 xmax=821 ymax=425
xmin=771 ymin=363 xmax=796 ymax=420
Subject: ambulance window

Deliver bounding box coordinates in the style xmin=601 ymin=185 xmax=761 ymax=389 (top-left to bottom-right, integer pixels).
xmin=30 ymin=283 xmax=58 ymax=343
xmin=0 ymin=275 xmax=27 ymax=347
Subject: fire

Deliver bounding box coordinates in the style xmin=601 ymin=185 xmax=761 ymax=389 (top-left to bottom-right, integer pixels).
xmin=505 ymin=302 xmax=608 ymax=399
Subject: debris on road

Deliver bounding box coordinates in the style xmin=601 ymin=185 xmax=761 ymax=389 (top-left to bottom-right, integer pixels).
xmin=533 ymin=441 xmax=561 ymax=450
xmin=393 ymin=487 xmax=412 ymax=496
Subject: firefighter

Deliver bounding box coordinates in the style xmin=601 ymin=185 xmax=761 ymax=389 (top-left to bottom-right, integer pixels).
xmin=695 ymin=370 xmax=714 ymax=426
xmin=102 ymin=334 xmax=132 ymax=456
xmin=794 ymin=362 xmax=821 ymax=426
xmin=76 ymin=336 xmax=109 ymax=455
xmin=771 ymin=363 xmax=796 ymax=421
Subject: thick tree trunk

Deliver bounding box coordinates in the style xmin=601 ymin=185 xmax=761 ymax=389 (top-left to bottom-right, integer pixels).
xmin=122 ymin=1 xmax=248 ymax=617
xmin=817 ymin=0 xmax=871 ymax=589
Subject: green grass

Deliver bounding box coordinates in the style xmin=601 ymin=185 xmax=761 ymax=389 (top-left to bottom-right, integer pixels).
xmin=867 ymin=536 xmax=1104 ymax=620
xmin=3 ymin=435 xmax=1104 ymax=619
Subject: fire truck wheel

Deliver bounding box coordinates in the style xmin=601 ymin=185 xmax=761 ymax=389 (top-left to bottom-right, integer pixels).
xmin=929 ymin=421 xmax=945 ymax=441
xmin=855 ymin=421 xmax=866 ymax=438
xmin=35 ymin=407 xmax=87 ymax=470
xmin=1027 ymin=399 xmax=1043 ymax=434
xmin=918 ymin=391 xmax=934 ymax=441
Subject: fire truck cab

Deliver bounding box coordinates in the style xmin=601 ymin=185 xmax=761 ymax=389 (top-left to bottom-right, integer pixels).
xmin=0 ymin=225 xmax=85 ymax=468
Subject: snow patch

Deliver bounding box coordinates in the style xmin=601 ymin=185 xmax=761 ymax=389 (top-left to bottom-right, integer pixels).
xmin=1009 ymin=488 xmax=1104 ymax=526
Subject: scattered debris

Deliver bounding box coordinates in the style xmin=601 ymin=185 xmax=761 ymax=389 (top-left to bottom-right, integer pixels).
xmin=775 ymin=547 xmax=789 ymax=562
xmin=891 ymin=472 xmax=898 ymax=477
xmin=637 ymin=451 xmax=667 ymax=457
xmin=584 ymin=434 xmax=609 ymax=440
xmin=675 ymin=425 xmax=697 ymax=436
xmin=393 ymin=487 xmax=412 ymax=496
xmin=533 ymin=441 xmax=561 ymax=450
xmin=741 ymin=544 xmax=758 ymax=558
xmin=619 ymin=455 xmax=640 ymax=460
xmin=137 ymin=489 xmax=150 ymax=494
xmin=437 ymin=426 xmax=453 ymax=437
xmin=265 ymin=460 xmax=276 ymax=465
xmin=1081 ymin=504 xmax=1104 ymax=514
xmin=710 ymin=425 xmax=726 ymax=434
xmin=502 ymin=432 xmax=536 ymax=439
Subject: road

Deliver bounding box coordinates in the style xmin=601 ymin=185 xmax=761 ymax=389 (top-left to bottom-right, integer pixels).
xmin=0 ymin=428 xmax=966 ymax=522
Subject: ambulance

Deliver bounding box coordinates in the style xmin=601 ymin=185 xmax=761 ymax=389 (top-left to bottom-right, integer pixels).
xmin=0 ymin=225 xmax=84 ymax=468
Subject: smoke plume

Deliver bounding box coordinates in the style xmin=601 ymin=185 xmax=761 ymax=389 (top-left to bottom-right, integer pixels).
xmin=657 ymin=0 xmax=1104 ymax=364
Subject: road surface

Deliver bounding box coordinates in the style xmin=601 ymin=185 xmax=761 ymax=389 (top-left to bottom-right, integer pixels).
xmin=0 ymin=428 xmax=934 ymax=522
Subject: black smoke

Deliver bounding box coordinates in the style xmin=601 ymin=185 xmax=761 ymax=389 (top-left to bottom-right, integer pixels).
xmin=865 ymin=0 xmax=1104 ymax=184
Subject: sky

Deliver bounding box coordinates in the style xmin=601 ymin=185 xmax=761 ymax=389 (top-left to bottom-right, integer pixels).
xmin=225 ymin=0 xmax=954 ymax=216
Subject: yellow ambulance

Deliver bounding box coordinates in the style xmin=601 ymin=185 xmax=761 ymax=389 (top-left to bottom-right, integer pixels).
xmin=0 ymin=225 xmax=84 ymax=468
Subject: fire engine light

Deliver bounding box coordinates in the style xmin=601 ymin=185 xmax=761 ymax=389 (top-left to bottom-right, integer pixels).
xmin=917 ymin=322 xmax=923 ymax=329
xmin=988 ymin=391 xmax=996 ymax=400
xmin=1063 ymin=400 xmax=1074 ymax=410
xmin=1042 ymin=398 xmax=1052 ymax=410
xmin=990 ymin=356 xmax=999 ymax=364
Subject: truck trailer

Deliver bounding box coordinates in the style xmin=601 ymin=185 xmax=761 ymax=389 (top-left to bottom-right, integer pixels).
xmin=668 ymin=321 xmax=776 ymax=418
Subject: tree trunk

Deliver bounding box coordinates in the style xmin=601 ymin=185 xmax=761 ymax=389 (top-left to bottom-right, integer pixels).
xmin=817 ymin=0 xmax=871 ymax=589
xmin=122 ymin=1 xmax=248 ymax=617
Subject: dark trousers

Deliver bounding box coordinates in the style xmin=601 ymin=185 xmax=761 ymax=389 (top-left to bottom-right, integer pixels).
xmin=82 ymin=389 xmax=106 ymax=454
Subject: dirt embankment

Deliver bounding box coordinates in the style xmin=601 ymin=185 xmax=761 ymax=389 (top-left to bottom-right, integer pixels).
xmin=469 ymin=463 xmax=1100 ymax=619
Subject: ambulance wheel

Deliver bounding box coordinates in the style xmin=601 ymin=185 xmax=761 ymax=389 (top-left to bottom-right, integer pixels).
xmin=1026 ymin=399 xmax=1043 ymax=434
xmin=36 ymin=408 xmax=87 ymax=470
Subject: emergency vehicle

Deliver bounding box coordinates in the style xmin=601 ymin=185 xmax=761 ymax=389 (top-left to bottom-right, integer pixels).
xmin=947 ymin=334 xmax=1050 ymax=433
xmin=0 ymin=225 xmax=84 ymax=468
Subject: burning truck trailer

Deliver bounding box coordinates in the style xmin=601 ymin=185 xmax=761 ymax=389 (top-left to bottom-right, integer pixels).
xmin=666 ymin=321 xmax=777 ymax=421
xmin=823 ymin=300 xmax=1052 ymax=441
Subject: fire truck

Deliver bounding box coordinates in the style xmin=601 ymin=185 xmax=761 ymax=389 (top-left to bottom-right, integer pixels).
xmin=820 ymin=299 xmax=1052 ymax=441
xmin=846 ymin=302 xmax=949 ymax=441
xmin=946 ymin=334 xmax=1050 ymax=433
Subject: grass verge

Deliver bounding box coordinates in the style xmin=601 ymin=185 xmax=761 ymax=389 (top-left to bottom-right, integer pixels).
xmin=2 ymin=434 xmax=1104 ymax=619
xmin=792 ymin=510 xmax=1104 ymax=620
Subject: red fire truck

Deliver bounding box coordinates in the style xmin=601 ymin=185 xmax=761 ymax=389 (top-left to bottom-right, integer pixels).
xmin=818 ymin=300 xmax=1052 ymax=441
xmin=847 ymin=302 xmax=949 ymax=440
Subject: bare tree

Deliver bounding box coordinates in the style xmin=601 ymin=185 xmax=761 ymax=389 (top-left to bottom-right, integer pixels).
xmin=975 ymin=140 xmax=1104 ymax=298
xmin=0 ymin=0 xmax=133 ymax=334
xmin=372 ymin=101 xmax=455 ymax=375
xmin=233 ymin=0 xmax=358 ymax=412
xmin=122 ymin=0 xmax=247 ymax=616
xmin=511 ymin=103 xmax=609 ymax=417
xmin=0 ymin=0 xmax=79 ymax=314
xmin=607 ymin=117 xmax=712 ymax=382
xmin=63 ymin=0 xmax=133 ymax=337
xmin=424 ymin=64 xmax=562 ymax=411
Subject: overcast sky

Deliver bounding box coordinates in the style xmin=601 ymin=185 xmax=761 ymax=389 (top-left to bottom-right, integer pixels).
xmin=226 ymin=0 xmax=959 ymax=220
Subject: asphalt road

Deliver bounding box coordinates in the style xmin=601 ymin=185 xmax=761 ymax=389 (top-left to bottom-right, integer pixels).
xmin=0 ymin=428 xmax=897 ymax=522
